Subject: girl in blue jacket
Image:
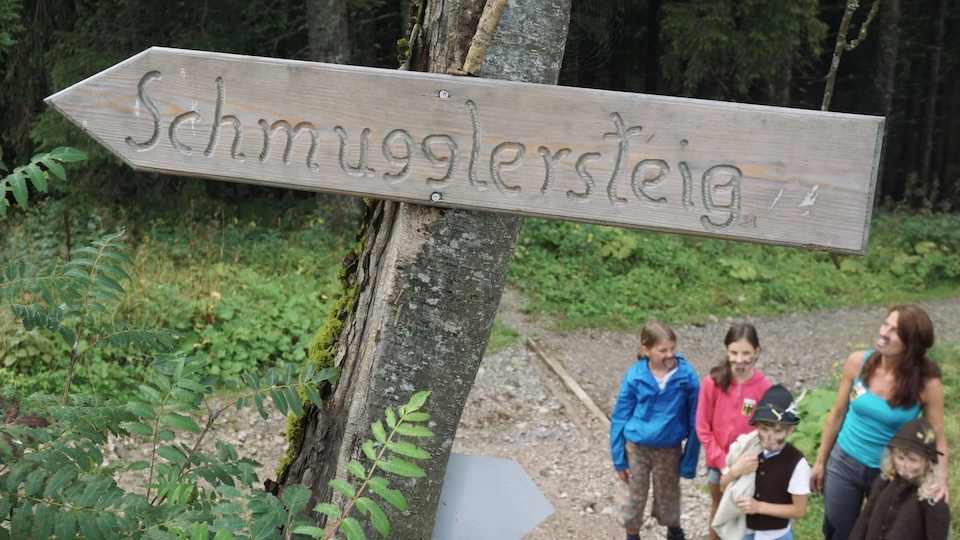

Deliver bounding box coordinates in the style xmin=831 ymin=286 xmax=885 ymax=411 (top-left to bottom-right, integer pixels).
xmin=610 ymin=320 xmax=701 ymax=540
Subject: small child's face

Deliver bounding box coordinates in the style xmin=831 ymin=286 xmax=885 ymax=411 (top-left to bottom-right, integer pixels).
xmin=755 ymin=421 xmax=794 ymax=452
xmin=892 ymin=448 xmax=926 ymax=483
xmin=643 ymin=339 xmax=677 ymax=370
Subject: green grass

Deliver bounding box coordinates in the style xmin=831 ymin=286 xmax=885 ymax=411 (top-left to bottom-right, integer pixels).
xmin=485 ymin=317 xmax=520 ymax=355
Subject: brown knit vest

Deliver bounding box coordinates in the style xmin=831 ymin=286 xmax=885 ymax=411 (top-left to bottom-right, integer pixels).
xmin=746 ymin=443 xmax=804 ymax=531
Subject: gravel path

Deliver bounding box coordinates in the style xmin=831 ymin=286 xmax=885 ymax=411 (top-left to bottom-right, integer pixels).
xmin=451 ymin=289 xmax=960 ymax=540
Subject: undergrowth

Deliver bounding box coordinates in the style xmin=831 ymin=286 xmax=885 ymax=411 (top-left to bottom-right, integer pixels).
xmin=509 ymin=212 xmax=960 ymax=330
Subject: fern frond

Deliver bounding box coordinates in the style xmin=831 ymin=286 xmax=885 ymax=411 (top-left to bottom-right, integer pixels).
xmin=0 ymin=147 xmax=86 ymax=218
xmin=92 ymin=323 xmax=181 ymax=353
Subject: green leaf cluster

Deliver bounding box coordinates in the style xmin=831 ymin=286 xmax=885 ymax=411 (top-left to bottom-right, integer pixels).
xmin=1 ymin=146 xmax=85 ymax=217
xmin=1 ymin=228 xmax=181 ymax=401
xmin=296 ymin=391 xmax=434 ymax=540
xmin=0 ymin=352 xmax=341 ymax=539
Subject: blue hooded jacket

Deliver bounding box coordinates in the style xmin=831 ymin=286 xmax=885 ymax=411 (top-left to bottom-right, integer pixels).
xmin=609 ymin=354 xmax=701 ymax=478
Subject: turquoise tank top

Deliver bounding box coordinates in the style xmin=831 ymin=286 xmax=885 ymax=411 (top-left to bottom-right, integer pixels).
xmin=836 ymin=350 xmax=921 ymax=468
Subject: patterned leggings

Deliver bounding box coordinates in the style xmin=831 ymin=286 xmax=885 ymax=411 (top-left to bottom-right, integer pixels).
xmin=616 ymin=441 xmax=682 ymax=530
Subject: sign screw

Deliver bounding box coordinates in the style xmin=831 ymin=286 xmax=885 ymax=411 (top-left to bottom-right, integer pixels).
xmin=430 ymin=192 xmax=443 ymax=202
xmin=438 ymin=90 xmax=450 ymax=100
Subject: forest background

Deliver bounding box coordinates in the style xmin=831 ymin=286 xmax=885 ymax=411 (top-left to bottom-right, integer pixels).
xmin=1 ymin=0 xmax=960 ymax=537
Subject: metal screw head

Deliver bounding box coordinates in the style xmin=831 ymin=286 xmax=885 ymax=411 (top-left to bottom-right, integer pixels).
xmin=438 ymin=90 xmax=450 ymax=100
xmin=430 ymin=192 xmax=442 ymax=202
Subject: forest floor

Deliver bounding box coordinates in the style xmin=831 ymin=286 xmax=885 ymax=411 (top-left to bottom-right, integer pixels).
xmin=106 ymin=289 xmax=960 ymax=539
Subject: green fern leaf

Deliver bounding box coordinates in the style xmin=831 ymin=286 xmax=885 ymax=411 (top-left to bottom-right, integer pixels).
xmin=125 ymin=401 xmax=158 ymax=420
xmin=284 ymin=386 xmax=303 ymax=417
xmin=91 ymin=273 xmax=125 ymax=294
xmin=78 ymin=512 xmax=102 ymax=540
xmin=310 ymin=502 xmax=342 ymax=520
xmin=10 ymin=504 xmax=32 ymax=539
xmin=355 ymin=497 xmax=390 ymax=537
xmin=401 ymin=412 xmax=430 ymax=422
xmin=313 ymin=366 xmax=340 ymax=385
xmin=138 ymin=384 xmax=165 ymax=406
xmin=386 ymin=440 xmax=430 ymax=460
xmin=191 ymin=521 xmax=209 ymax=540
xmin=43 ymin=467 xmax=77 ymax=498
xmin=340 ymin=517 xmax=366 ymax=540
xmin=23 ymin=469 xmax=46 ymax=497
xmin=366 ymin=478 xmax=406 ymax=511
xmin=248 ymin=372 xmax=263 ymax=389
xmin=376 ymin=457 xmax=425 ymax=478
xmin=159 ymin=412 xmax=201 ymax=432
xmin=47 ymin=147 xmax=87 ymax=162
xmin=38 ymin=156 xmax=66 ymax=180
xmin=119 ymin=420 xmax=154 ymax=437
xmin=23 ymin=163 xmax=47 ymax=192
xmin=269 ymin=388 xmax=288 ymax=416
xmin=384 ymin=407 xmax=396 ymax=429
xmin=371 ymin=420 xmax=386 ymax=444
xmin=361 ymin=440 xmax=377 ymax=461
xmin=392 ymin=423 xmax=433 ymax=438
xmin=329 ymin=478 xmax=355 ymax=499
xmin=346 ymin=460 xmax=366 ymax=480
xmin=156 ymin=445 xmax=188 ymax=464
xmin=280 ymin=483 xmax=311 ymax=514
xmin=33 ymin=503 xmax=53 ymax=539
xmin=54 ymin=508 xmax=76 ymax=539
xmin=406 ymin=390 xmax=430 ymax=411
xmin=8 ymin=170 xmax=27 ymax=208
xmin=293 ymin=524 xmax=327 ymax=538
xmin=254 ymin=392 xmax=268 ymax=420
xmin=303 ymin=383 xmax=322 ymax=408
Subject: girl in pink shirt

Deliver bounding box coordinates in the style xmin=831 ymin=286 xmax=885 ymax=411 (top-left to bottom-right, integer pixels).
xmin=696 ymin=323 xmax=772 ymax=540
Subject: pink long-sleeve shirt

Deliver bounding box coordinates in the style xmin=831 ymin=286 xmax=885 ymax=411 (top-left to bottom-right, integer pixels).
xmin=695 ymin=369 xmax=772 ymax=470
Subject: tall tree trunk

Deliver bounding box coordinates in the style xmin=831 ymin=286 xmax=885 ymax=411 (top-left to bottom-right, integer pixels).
xmin=307 ymin=0 xmax=352 ymax=64
xmin=874 ymin=0 xmax=901 ymax=206
xmin=919 ymin=0 xmax=946 ymax=203
xmin=305 ymin=0 xmax=367 ymax=232
xmin=279 ymin=0 xmax=571 ymax=538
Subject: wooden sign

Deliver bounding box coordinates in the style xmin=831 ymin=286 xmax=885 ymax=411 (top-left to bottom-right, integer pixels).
xmin=45 ymin=47 xmax=883 ymax=254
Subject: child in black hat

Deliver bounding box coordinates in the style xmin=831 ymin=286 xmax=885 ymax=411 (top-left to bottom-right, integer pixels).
xmin=714 ymin=384 xmax=810 ymax=540
xmin=849 ymin=418 xmax=950 ymax=539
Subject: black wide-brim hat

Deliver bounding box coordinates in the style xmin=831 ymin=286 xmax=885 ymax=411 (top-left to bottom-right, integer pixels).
xmin=749 ymin=384 xmax=800 ymax=425
xmin=888 ymin=418 xmax=941 ymax=463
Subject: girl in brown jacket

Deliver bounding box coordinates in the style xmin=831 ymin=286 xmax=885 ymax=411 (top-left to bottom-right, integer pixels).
xmin=849 ymin=418 xmax=950 ymax=540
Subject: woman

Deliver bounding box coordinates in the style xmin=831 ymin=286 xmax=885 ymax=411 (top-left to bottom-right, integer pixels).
xmin=809 ymin=304 xmax=948 ymax=540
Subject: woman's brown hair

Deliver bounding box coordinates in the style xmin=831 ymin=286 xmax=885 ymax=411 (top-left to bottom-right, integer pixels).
xmin=863 ymin=304 xmax=940 ymax=408
xmin=710 ymin=323 xmax=761 ymax=393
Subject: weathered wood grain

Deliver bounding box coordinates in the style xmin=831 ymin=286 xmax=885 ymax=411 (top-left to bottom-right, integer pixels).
xmin=46 ymin=47 xmax=883 ymax=254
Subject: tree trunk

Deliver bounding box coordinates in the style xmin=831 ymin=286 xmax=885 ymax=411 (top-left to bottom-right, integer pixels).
xmin=919 ymin=0 xmax=946 ymax=203
xmin=306 ymin=0 xmax=351 ymax=64
xmin=279 ymin=0 xmax=571 ymax=538
xmin=305 ymin=0 xmax=367 ymax=232
xmin=874 ymin=0 xmax=900 ymax=206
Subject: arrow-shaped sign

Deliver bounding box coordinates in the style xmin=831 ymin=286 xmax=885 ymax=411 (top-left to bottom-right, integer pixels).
xmin=46 ymin=47 xmax=883 ymax=254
